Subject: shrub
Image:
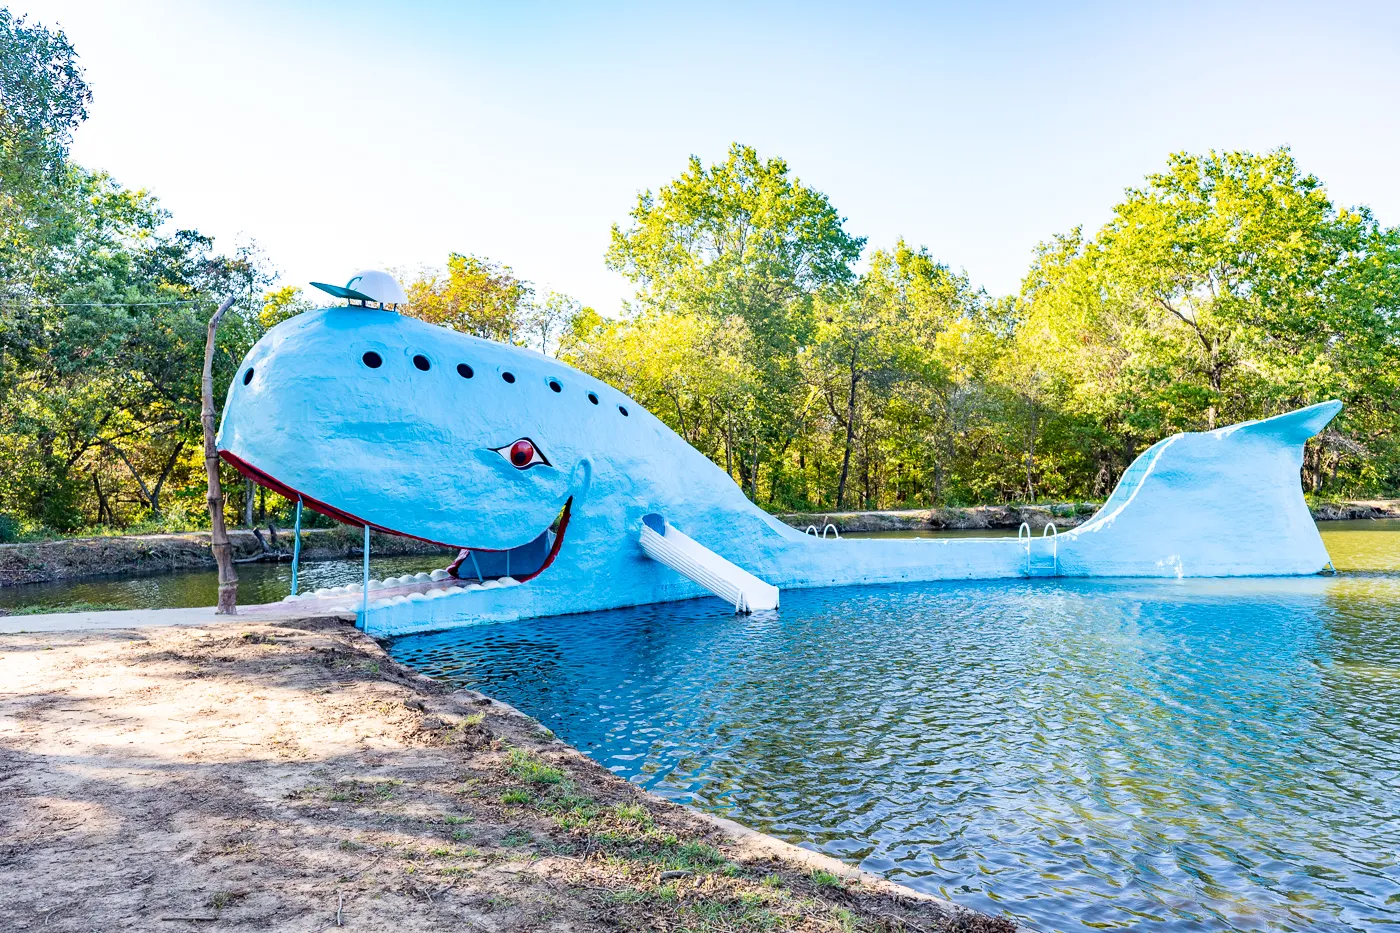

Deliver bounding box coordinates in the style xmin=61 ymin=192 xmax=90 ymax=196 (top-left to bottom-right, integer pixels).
xmin=0 ymin=514 xmax=17 ymax=543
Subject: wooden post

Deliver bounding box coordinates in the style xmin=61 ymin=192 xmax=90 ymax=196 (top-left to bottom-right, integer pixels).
xmin=202 ymin=295 xmax=239 ymax=614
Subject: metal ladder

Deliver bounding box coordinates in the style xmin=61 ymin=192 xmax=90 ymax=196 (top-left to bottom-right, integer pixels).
xmin=1019 ymin=521 xmax=1059 ymax=577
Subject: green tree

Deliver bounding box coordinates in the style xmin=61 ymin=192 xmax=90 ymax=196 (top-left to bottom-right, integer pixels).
xmin=403 ymin=253 xmax=533 ymax=342
xmin=0 ymin=9 xmax=90 ymax=286
xmin=1019 ymin=147 xmax=1400 ymax=494
xmin=520 ymin=289 xmax=587 ymax=357
xmin=607 ymin=143 xmax=864 ymax=498
xmin=260 ymin=284 xmax=317 ymax=328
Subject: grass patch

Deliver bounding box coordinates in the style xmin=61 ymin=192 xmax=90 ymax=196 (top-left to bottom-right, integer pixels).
xmin=500 ymin=788 xmax=531 ymax=805
xmin=809 ymin=868 xmax=845 ymax=889
xmin=462 ymin=712 xmax=485 ymax=727
xmin=7 ymin=601 xmax=126 ymax=615
xmin=506 ymin=748 xmax=564 ymax=785
xmin=501 ymin=829 xmax=534 ymax=847
xmin=325 ymin=778 xmax=401 ymax=803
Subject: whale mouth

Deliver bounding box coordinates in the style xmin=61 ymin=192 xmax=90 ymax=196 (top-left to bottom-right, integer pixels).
xmin=217 ymin=449 xmax=571 ymax=585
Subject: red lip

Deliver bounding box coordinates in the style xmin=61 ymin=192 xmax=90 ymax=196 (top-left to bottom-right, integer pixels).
xmin=217 ymin=449 xmax=570 ymax=583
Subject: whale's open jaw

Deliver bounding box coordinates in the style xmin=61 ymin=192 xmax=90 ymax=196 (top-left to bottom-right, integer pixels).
xmin=217 ymin=449 xmax=571 ymax=585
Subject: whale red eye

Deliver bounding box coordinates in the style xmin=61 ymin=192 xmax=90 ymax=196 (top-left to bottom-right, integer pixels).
xmin=493 ymin=437 xmax=549 ymax=469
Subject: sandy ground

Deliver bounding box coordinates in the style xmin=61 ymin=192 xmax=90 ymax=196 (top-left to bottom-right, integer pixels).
xmin=0 ymin=616 xmax=1013 ymax=932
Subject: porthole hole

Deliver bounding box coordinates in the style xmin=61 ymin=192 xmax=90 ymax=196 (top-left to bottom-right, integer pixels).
xmin=587 ymin=392 xmax=598 ymax=405
xmin=548 ymin=380 xmax=561 ymax=393
xmin=362 ymin=351 xmax=383 ymax=369
xmin=618 ymin=405 xmax=629 ymax=417
xmin=242 ymin=368 xmax=254 ymax=385
xmin=502 ymin=372 xmax=516 ymax=384
xmin=457 ymin=363 xmax=474 ymax=379
xmin=413 ymin=354 xmax=431 ymax=372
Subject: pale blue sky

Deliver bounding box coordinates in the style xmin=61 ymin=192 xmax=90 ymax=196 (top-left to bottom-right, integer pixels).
xmin=21 ymin=0 xmax=1400 ymax=309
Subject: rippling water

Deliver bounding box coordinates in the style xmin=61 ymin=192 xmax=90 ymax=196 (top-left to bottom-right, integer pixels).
xmin=389 ymin=522 xmax=1400 ymax=932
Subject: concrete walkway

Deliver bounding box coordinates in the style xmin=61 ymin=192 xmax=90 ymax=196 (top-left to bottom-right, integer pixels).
xmin=0 ymin=604 xmax=351 ymax=635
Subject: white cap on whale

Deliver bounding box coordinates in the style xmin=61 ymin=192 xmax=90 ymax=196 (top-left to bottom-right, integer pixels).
xmin=310 ymin=269 xmax=408 ymax=310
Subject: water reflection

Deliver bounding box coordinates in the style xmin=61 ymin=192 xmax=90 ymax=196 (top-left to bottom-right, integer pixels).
xmin=0 ymin=554 xmax=446 ymax=613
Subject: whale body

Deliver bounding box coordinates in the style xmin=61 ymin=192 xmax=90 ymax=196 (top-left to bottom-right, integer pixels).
xmin=217 ymin=306 xmax=1339 ymax=636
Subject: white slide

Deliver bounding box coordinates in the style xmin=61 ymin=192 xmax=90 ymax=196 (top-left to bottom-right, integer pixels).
xmin=639 ymin=514 xmax=780 ymax=612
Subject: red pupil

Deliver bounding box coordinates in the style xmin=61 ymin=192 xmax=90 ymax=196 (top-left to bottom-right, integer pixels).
xmin=509 ymin=440 xmax=534 ymax=466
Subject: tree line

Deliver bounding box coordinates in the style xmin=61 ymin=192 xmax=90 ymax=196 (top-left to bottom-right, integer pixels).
xmin=3 ymin=9 xmax=1398 ymax=541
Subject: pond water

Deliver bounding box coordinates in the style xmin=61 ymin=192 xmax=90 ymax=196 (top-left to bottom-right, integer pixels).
xmin=0 ymin=554 xmax=446 ymax=614
xmin=387 ymin=521 xmax=1400 ymax=932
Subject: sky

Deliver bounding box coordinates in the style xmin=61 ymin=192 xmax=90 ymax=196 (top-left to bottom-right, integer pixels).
xmin=19 ymin=0 xmax=1400 ymax=310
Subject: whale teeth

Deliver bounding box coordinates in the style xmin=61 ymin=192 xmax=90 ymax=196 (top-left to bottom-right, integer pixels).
xmin=407 ymin=592 xmax=428 ymax=602
xmin=430 ymin=569 xmax=450 ymax=581
xmin=414 ymin=572 xmax=431 ymax=581
xmin=500 ymin=576 xmax=520 ymax=587
xmin=368 ymin=580 xmax=384 ymax=591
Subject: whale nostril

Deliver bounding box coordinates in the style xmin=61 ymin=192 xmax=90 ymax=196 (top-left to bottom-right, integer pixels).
xmin=362 ymin=351 xmax=382 ymax=369
xmin=242 ymin=368 xmax=254 ymax=385
xmin=502 ymin=372 xmax=516 ymax=384
xmin=548 ymin=380 xmax=561 ymax=393
xmin=618 ymin=405 xmax=629 ymax=417
xmin=457 ymin=363 xmax=474 ymax=379
xmin=413 ymin=354 xmax=431 ymax=372
xmin=587 ymin=392 xmax=598 ymax=405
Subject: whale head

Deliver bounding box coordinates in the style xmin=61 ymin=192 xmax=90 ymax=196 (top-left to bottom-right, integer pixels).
xmin=216 ymin=306 xmax=688 ymax=579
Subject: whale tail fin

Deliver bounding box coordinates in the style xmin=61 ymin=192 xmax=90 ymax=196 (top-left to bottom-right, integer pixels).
xmin=1227 ymin=399 xmax=1342 ymax=446
xmin=1066 ymin=401 xmax=1340 ymax=577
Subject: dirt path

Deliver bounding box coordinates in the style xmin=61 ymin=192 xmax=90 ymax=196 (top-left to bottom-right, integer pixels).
xmin=0 ymin=616 xmax=1012 ymax=932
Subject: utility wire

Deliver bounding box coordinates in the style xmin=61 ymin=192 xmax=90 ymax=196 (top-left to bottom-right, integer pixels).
xmin=0 ymin=298 xmax=216 ymax=308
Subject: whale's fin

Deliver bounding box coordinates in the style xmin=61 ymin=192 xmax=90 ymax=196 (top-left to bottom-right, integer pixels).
xmin=1064 ymin=401 xmax=1340 ymax=577
xmin=1225 ymin=399 xmax=1342 ymax=445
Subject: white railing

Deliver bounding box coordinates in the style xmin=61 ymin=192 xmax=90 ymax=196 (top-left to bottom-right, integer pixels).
xmin=1018 ymin=521 xmax=1031 ymax=575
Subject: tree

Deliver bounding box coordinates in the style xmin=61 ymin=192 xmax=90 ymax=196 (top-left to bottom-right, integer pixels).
xmin=520 ymin=290 xmax=586 ymax=357
xmin=0 ymin=9 xmax=91 ymax=286
xmin=1019 ymin=147 xmax=1400 ymax=492
xmin=607 ymin=143 xmax=864 ymax=499
xmin=402 ymin=253 xmax=532 ymax=342
xmin=260 ymin=284 xmax=316 ymax=328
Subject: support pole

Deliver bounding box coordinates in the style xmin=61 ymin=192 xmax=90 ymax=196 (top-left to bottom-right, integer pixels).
xmin=290 ymin=498 xmax=303 ymax=595
xmin=361 ymin=523 xmax=370 ymax=626
xmin=201 ymin=295 xmax=239 ymax=614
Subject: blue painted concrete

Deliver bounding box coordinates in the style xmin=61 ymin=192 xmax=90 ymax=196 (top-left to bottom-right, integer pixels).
xmin=217 ymin=307 xmax=1340 ymax=636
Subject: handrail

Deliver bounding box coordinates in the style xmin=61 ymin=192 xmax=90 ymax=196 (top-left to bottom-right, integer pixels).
xmin=804 ymin=525 xmax=819 ymax=536
xmin=822 ymin=523 xmax=841 ymax=539
xmin=1018 ymin=521 xmax=1031 ymax=575
xmin=1043 ymin=522 xmax=1058 ymax=575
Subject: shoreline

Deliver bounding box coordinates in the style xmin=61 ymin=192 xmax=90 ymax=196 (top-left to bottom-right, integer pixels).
xmin=779 ymin=498 xmax=1400 ymax=535
xmin=0 ymin=527 xmax=454 ymax=588
xmin=4 ymin=498 xmax=1396 ymax=590
xmin=0 ymin=613 xmax=1012 ymax=932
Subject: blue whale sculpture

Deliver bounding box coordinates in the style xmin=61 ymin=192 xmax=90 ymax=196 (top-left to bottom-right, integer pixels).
xmin=217 ymin=305 xmax=1340 ymax=636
